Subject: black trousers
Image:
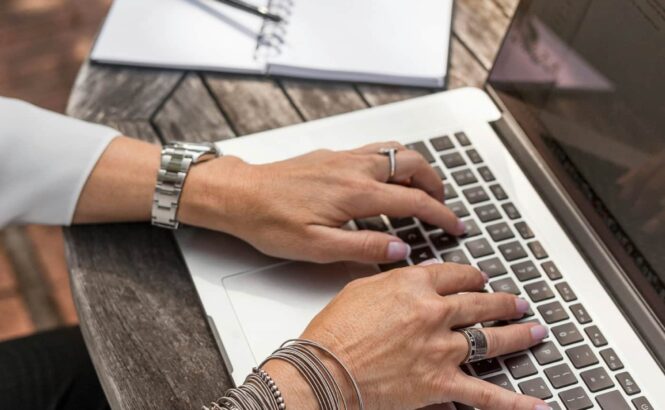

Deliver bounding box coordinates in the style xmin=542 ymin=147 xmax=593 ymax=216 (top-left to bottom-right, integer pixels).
xmin=0 ymin=326 xmax=109 ymax=410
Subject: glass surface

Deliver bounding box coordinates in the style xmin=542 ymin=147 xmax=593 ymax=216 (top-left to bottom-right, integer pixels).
xmin=488 ymin=0 xmax=665 ymax=308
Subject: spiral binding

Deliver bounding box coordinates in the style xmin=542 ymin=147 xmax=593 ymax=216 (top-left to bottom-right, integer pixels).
xmin=254 ymin=0 xmax=293 ymax=60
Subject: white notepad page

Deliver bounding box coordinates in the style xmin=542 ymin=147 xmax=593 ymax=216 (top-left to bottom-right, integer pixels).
xmin=267 ymin=0 xmax=453 ymax=87
xmin=92 ymin=0 xmax=267 ymax=73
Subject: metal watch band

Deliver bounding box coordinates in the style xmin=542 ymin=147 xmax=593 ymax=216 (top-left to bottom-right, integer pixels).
xmin=151 ymin=142 xmax=219 ymax=230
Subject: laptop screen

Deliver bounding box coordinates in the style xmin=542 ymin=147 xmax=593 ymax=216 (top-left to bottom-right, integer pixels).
xmin=487 ymin=0 xmax=665 ymax=319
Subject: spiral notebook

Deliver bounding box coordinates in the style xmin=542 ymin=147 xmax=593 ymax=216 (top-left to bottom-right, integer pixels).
xmin=91 ymin=0 xmax=453 ymax=88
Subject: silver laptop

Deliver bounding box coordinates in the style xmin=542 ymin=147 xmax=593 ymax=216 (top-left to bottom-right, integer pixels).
xmin=176 ymin=1 xmax=665 ymax=408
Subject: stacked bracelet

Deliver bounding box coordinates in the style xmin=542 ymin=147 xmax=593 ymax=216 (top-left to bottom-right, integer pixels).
xmin=205 ymin=339 xmax=363 ymax=410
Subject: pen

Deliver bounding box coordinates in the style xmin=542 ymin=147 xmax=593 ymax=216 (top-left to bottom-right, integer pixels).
xmin=211 ymin=0 xmax=282 ymax=22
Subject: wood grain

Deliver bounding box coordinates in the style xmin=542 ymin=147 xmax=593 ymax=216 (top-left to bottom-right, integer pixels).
xmin=280 ymin=80 xmax=367 ymax=120
xmin=492 ymin=0 xmax=520 ymax=17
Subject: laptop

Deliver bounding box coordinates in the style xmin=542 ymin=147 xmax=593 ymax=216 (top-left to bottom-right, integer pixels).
xmin=176 ymin=1 xmax=665 ymax=408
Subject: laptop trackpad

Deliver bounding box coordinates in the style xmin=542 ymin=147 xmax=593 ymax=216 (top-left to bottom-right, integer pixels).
xmin=223 ymin=261 xmax=352 ymax=362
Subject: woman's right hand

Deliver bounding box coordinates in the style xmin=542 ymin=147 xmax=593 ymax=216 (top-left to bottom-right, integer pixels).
xmin=265 ymin=261 xmax=550 ymax=410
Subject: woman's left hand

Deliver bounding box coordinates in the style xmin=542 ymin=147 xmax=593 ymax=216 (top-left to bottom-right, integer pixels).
xmin=179 ymin=141 xmax=463 ymax=263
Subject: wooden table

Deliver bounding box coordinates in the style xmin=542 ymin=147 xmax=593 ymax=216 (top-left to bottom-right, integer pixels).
xmin=65 ymin=1 xmax=517 ymax=408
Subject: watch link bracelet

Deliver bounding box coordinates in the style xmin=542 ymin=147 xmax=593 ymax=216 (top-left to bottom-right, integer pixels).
xmin=151 ymin=141 xmax=221 ymax=229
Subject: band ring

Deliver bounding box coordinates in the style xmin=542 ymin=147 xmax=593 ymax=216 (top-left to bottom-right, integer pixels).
xmin=456 ymin=328 xmax=489 ymax=363
xmin=378 ymin=147 xmax=398 ymax=179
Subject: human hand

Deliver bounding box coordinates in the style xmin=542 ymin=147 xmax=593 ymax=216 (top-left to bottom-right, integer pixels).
xmin=179 ymin=142 xmax=463 ymax=263
xmin=281 ymin=261 xmax=550 ymax=410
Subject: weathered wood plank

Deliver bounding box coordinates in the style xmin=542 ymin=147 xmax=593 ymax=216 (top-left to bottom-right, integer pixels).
xmin=357 ymin=85 xmax=431 ymax=107
xmin=204 ymin=74 xmax=302 ymax=136
xmin=452 ymin=0 xmax=511 ymax=70
xmin=103 ymin=119 xmax=161 ymax=144
xmin=447 ymin=36 xmax=488 ymax=89
xmin=67 ymin=62 xmax=183 ymax=122
xmin=153 ymin=73 xmax=235 ymax=143
xmin=65 ymin=224 xmax=231 ymax=410
xmin=280 ymin=80 xmax=367 ymax=120
xmin=492 ymin=0 xmax=520 ymax=17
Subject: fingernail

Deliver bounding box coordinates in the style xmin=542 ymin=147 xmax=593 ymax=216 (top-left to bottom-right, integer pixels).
xmin=534 ymin=405 xmax=552 ymax=410
xmin=481 ymin=271 xmax=490 ymax=282
xmin=515 ymin=298 xmax=530 ymax=314
xmin=456 ymin=220 xmax=467 ymax=235
xmin=419 ymin=258 xmax=439 ymax=266
xmin=530 ymin=325 xmax=549 ymax=342
xmin=387 ymin=241 xmax=410 ymax=261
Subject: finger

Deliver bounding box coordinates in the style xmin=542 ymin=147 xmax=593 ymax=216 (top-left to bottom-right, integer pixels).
xmin=370 ymin=149 xmax=444 ymax=201
xmin=362 ymin=183 xmax=464 ymax=235
xmin=445 ymin=292 xmax=530 ymax=326
xmin=418 ymin=262 xmax=488 ymax=295
xmin=307 ymin=225 xmax=411 ymax=264
xmin=450 ymin=373 xmax=549 ymax=410
xmin=348 ymin=141 xmax=405 ymax=155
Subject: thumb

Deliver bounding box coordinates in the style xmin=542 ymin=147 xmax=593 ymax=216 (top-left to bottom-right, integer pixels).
xmin=308 ymin=226 xmax=411 ymax=263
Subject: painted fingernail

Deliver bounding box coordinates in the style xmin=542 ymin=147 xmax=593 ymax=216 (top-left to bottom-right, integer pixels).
xmin=456 ymin=220 xmax=467 ymax=235
xmin=387 ymin=242 xmax=410 ymax=261
xmin=481 ymin=271 xmax=490 ymax=282
xmin=419 ymin=258 xmax=439 ymax=266
xmin=515 ymin=298 xmax=530 ymax=314
xmin=530 ymin=325 xmax=549 ymax=342
xmin=534 ymin=405 xmax=552 ymax=410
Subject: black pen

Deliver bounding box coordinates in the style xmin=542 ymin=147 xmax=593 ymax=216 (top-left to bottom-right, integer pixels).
xmin=212 ymin=0 xmax=282 ymax=22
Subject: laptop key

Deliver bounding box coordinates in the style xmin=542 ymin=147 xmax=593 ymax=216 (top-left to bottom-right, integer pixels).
xmin=441 ymin=249 xmax=470 ymax=265
xmin=502 ymin=202 xmax=521 ymax=219
xmin=430 ymin=232 xmax=458 ymax=250
xmin=389 ymin=217 xmax=415 ymax=229
xmin=462 ymin=186 xmax=489 ymax=204
xmin=538 ymin=301 xmax=569 ymax=324
xmin=615 ymin=372 xmax=640 ymax=395
xmin=531 ymin=341 xmax=563 ymax=365
xmin=544 ymin=363 xmax=577 ymax=389
xmin=555 ymin=282 xmax=577 ymax=302
xmin=444 ymin=183 xmax=458 ymax=199
xmin=505 ymin=354 xmax=537 ymax=379
xmin=455 ymin=131 xmax=471 ymax=146
xmin=396 ymin=227 xmax=426 ymax=246
xmin=441 ymin=152 xmax=467 ymax=169
xmin=524 ymin=280 xmax=555 ymax=302
xmin=461 ymin=219 xmax=481 ymax=237
xmin=410 ymin=246 xmax=435 ymax=265
xmin=474 ymin=204 xmax=502 ymax=223
xmin=448 ymin=201 xmax=470 ymax=218
xmin=519 ymin=377 xmax=553 ymax=399
xmin=465 ymin=238 xmax=494 ymax=258
xmin=470 ymin=358 xmax=502 ymax=376
xmin=477 ymin=165 xmax=495 ymax=182
xmin=559 ymin=386 xmax=593 ymax=410
xmin=433 ymin=165 xmax=446 ymax=180
xmin=552 ymin=322 xmax=584 ymax=346
xmin=498 ymin=241 xmax=528 ymax=261
xmin=430 ymin=135 xmax=454 ymax=151
xmin=477 ymin=257 xmax=507 ymax=277
xmin=406 ymin=141 xmax=435 ymax=163
xmin=566 ymin=345 xmax=598 ymax=369
xmin=528 ymin=241 xmax=549 ymax=259
xmin=355 ymin=216 xmax=388 ymax=231
xmin=596 ymin=390 xmax=630 ymax=410
xmin=570 ymin=303 xmax=592 ymax=324
xmin=584 ymin=325 xmax=608 ymax=347
xmin=511 ymin=261 xmax=541 ymax=281
xmin=600 ymin=348 xmax=624 ymax=371
xmin=486 ymin=222 xmax=514 ymax=242
xmin=490 ymin=277 xmax=520 ymax=295
xmin=514 ymin=221 xmax=534 ymax=239
xmin=542 ymin=261 xmax=563 ymax=280
xmin=489 ymin=183 xmax=508 ymax=200
xmin=451 ymin=169 xmax=477 ymax=186
xmin=631 ymin=397 xmax=654 ymax=410
xmin=466 ymin=148 xmax=483 ymax=164
xmin=581 ymin=367 xmax=614 ymax=392
xmin=484 ymin=373 xmax=515 ymax=391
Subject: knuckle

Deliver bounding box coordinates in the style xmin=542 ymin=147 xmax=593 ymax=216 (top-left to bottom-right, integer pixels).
xmin=484 ymin=329 xmax=501 ymax=356
xmin=477 ymin=385 xmax=495 ymax=407
xmin=358 ymin=233 xmax=382 ymax=258
xmin=411 ymin=190 xmax=431 ymax=213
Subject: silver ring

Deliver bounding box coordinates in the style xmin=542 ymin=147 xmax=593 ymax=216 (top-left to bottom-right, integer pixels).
xmin=456 ymin=328 xmax=489 ymax=363
xmin=378 ymin=147 xmax=398 ymax=179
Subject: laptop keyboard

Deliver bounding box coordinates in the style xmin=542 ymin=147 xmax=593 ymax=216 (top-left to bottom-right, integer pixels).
xmin=354 ymin=133 xmax=653 ymax=410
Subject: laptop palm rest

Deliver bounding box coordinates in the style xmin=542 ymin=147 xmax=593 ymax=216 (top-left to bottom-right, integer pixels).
xmin=222 ymin=261 xmax=352 ymax=362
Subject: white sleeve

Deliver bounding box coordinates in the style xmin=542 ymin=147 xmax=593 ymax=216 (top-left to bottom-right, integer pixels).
xmin=0 ymin=97 xmax=121 ymax=227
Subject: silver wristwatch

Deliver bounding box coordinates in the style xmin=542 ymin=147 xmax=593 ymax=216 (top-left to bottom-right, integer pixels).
xmin=151 ymin=141 xmax=221 ymax=229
